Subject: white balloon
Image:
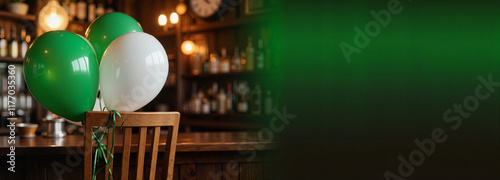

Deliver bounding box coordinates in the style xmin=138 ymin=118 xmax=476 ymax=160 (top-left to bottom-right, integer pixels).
xmin=93 ymin=97 xmax=107 ymax=111
xmin=100 ymin=32 xmax=169 ymax=111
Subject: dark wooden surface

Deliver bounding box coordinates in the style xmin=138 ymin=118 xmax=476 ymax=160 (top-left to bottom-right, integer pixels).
xmin=0 ymin=132 xmax=276 ymax=154
xmin=0 ymin=132 xmax=278 ymax=179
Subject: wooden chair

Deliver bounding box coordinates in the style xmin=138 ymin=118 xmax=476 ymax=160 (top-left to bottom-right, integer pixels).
xmin=84 ymin=111 xmax=180 ymax=180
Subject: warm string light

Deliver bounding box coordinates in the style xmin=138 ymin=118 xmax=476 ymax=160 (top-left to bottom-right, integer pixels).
xmin=170 ymin=12 xmax=179 ymax=24
xmin=181 ymin=40 xmax=197 ymax=55
xmin=158 ymin=14 xmax=167 ymax=26
xmin=158 ymin=0 xmax=184 ymax=29
xmin=176 ymin=2 xmax=187 ymax=15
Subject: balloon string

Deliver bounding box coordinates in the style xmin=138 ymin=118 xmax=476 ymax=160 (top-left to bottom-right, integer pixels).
xmin=91 ymin=110 xmax=124 ymax=180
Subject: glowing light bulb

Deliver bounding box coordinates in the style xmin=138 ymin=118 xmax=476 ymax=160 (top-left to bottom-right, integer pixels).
xmin=170 ymin=12 xmax=179 ymax=24
xmin=47 ymin=13 xmax=62 ymax=29
xmin=176 ymin=2 xmax=187 ymax=15
xmin=38 ymin=0 xmax=69 ymax=32
xmin=181 ymin=40 xmax=196 ymax=55
xmin=158 ymin=14 xmax=167 ymax=26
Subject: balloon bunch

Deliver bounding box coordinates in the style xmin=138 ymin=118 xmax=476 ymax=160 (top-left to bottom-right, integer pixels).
xmin=23 ymin=12 xmax=169 ymax=122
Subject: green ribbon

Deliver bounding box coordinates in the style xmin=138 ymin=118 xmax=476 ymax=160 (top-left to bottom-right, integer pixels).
xmin=91 ymin=110 xmax=124 ymax=180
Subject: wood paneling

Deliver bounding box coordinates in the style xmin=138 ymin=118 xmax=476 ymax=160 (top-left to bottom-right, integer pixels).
xmin=239 ymin=162 xmax=263 ymax=180
xmin=180 ymin=164 xmax=197 ymax=180
xmin=197 ymin=163 xmax=222 ymax=180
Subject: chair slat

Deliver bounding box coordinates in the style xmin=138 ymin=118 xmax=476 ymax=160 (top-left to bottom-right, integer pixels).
xmin=136 ymin=127 xmax=147 ymax=179
xmin=169 ymin=123 xmax=179 ymax=180
xmin=84 ymin=121 xmax=94 ymax=180
xmin=149 ymin=127 xmax=161 ymax=180
xmin=121 ymin=128 xmax=132 ymax=180
xmin=105 ymin=127 xmax=114 ymax=180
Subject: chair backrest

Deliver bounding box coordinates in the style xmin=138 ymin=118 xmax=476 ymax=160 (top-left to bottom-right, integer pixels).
xmin=84 ymin=111 xmax=180 ymax=180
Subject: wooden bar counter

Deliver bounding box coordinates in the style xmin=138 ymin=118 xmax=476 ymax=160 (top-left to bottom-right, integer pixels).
xmin=0 ymin=132 xmax=279 ymax=179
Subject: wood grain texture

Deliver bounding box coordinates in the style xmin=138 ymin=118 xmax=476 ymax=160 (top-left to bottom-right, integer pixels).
xmin=163 ymin=127 xmax=174 ymax=179
xmin=84 ymin=116 xmax=93 ymax=180
xmin=0 ymin=132 xmax=276 ymax=155
xmin=173 ymin=165 xmax=180 ymax=180
xmin=197 ymin=163 xmax=222 ymax=180
xmin=239 ymin=163 xmax=263 ymax=180
xmin=121 ymin=128 xmax=132 ymax=179
xmin=180 ymin=164 xmax=197 ymax=180
xmin=85 ymin=111 xmax=180 ymax=127
xmin=105 ymin=127 xmax=114 ymax=180
xmin=149 ymin=127 xmax=161 ymax=180
xmin=136 ymin=127 xmax=147 ymax=179
xmin=223 ymin=162 xmax=239 ymax=180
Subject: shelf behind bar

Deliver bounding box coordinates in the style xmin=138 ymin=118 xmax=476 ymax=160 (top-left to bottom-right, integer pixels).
xmin=182 ymin=70 xmax=269 ymax=79
xmin=0 ymin=11 xmax=36 ymax=21
xmin=0 ymin=57 xmax=24 ymax=63
xmin=180 ymin=119 xmax=264 ymax=129
xmin=181 ymin=16 xmax=263 ymax=34
xmin=182 ymin=112 xmax=272 ymax=119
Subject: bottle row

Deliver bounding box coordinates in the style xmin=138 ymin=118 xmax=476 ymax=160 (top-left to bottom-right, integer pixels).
xmin=62 ymin=0 xmax=115 ymax=22
xmin=0 ymin=63 xmax=34 ymax=126
xmin=0 ymin=25 xmax=30 ymax=59
xmin=183 ymin=81 xmax=275 ymax=115
xmin=190 ymin=37 xmax=271 ymax=75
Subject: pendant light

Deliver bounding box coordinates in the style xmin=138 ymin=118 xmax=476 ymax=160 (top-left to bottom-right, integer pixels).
xmin=176 ymin=0 xmax=187 ymax=15
xmin=38 ymin=0 xmax=69 ymax=32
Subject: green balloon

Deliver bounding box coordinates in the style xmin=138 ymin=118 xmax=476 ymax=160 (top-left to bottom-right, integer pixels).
xmin=24 ymin=31 xmax=99 ymax=122
xmin=85 ymin=12 xmax=143 ymax=64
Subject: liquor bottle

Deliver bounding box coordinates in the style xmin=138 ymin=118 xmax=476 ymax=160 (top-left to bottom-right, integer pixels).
xmin=218 ymin=88 xmax=227 ymax=114
xmin=96 ymin=0 xmax=105 ymax=17
xmin=245 ymin=37 xmax=254 ymax=71
xmin=87 ymin=0 xmax=96 ymax=22
xmin=237 ymin=91 xmax=248 ymax=113
xmin=201 ymin=97 xmax=210 ymax=114
xmin=231 ymin=47 xmax=241 ymax=72
xmin=9 ymin=26 xmax=18 ymax=58
xmin=194 ymin=91 xmax=202 ymax=114
xmin=210 ymin=83 xmax=218 ymax=113
xmin=263 ymin=90 xmax=273 ymax=114
xmin=219 ymin=48 xmax=230 ymax=73
xmin=106 ymin=0 xmax=115 ymax=13
xmin=237 ymin=81 xmax=249 ymax=113
xmin=203 ymin=51 xmax=210 ymax=73
xmin=209 ymin=52 xmax=219 ymax=74
xmin=0 ymin=27 xmax=6 ymax=57
xmin=192 ymin=53 xmax=201 ymax=75
xmin=232 ymin=80 xmax=239 ymax=112
xmin=226 ymin=83 xmax=233 ymax=113
xmin=192 ymin=83 xmax=199 ymax=113
xmin=69 ymin=0 xmax=77 ymax=20
xmin=240 ymin=52 xmax=246 ymax=71
xmin=255 ymin=38 xmax=265 ymax=70
xmin=62 ymin=0 xmax=71 ymax=17
xmin=20 ymin=26 xmax=27 ymax=58
xmin=76 ymin=0 xmax=87 ymax=21
xmin=251 ymin=83 xmax=262 ymax=115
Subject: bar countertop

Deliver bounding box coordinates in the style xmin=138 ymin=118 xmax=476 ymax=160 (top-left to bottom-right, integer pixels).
xmin=0 ymin=132 xmax=276 ymax=155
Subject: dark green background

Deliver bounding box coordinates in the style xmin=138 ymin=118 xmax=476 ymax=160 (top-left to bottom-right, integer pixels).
xmin=271 ymin=0 xmax=500 ymax=178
